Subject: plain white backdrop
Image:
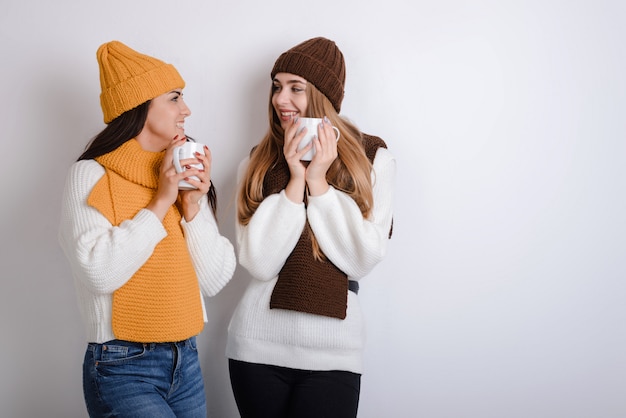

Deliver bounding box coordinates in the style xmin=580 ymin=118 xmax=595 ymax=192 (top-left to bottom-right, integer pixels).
xmin=1 ymin=0 xmax=625 ymax=417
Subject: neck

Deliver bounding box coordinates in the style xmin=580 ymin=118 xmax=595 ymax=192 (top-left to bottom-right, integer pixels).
xmin=135 ymin=132 xmax=166 ymax=152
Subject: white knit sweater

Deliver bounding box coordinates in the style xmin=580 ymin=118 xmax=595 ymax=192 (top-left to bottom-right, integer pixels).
xmin=226 ymin=147 xmax=396 ymax=374
xmin=58 ymin=159 xmax=237 ymax=343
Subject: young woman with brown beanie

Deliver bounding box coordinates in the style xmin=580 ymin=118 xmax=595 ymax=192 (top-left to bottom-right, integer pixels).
xmin=58 ymin=40 xmax=236 ymax=417
xmin=227 ymin=37 xmax=396 ymax=418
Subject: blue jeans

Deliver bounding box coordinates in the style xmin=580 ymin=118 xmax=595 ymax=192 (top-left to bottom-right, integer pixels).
xmin=83 ymin=337 xmax=206 ymax=417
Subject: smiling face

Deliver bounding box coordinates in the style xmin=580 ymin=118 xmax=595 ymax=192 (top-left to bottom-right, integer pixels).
xmin=271 ymin=72 xmax=309 ymax=130
xmin=136 ymin=89 xmax=191 ymax=152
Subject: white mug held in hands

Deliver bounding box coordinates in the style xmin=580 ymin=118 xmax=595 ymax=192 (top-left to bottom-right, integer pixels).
xmin=296 ymin=117 xmax=340 ymax=161
xmin=172 ymin=141 xmax=206 ymax=190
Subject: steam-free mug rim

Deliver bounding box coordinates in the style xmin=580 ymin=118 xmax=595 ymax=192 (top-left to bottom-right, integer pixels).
xmin=296 ymin=117 xmax=340 ymax=161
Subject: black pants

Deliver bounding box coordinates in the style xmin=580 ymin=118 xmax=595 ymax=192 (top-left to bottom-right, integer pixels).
xmin=229 ymin=359 xmax=361 ymax=418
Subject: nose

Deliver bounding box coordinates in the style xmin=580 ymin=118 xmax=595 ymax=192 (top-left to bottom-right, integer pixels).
xmin=274 ymin=88 xmax=290 ymax=105
xmin=180 ymin=98 xmax=192 ymax=117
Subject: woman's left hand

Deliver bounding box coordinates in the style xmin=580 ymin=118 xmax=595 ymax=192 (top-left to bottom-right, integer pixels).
xmin=178 ymin=144 xmax=212 ymax=221
xmin=306 ymin=116 xmax=338 ymax=195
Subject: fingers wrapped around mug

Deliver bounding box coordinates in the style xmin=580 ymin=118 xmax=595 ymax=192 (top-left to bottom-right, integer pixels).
xmin=296 ymin=117 xmax=340 ymax=162
xmin=173 ymin=142 xmax=211 ymax=191
xmin=313 ymin=116 xmax=339 ymax=161
xmin=283 ymin=117 xmax=310 ymax=177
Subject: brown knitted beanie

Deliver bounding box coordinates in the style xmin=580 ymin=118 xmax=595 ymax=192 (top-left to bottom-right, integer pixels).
xmin=271 ymin=37 xmax=346 ymax=113
xmin=97 ymin=41 xmax=185 ymax=124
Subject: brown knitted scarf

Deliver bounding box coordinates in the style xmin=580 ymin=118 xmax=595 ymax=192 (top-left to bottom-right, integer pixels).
xmin=267 ymin=134 xmax=388 ymax=319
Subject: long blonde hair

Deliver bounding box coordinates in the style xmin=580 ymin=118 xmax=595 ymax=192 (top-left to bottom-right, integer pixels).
xmin=237 ymin=83 xmax=373 ymax=258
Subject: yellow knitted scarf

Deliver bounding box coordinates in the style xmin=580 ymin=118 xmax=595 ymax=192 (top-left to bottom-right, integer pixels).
xmin=87 ymin=139 xmax=204 ymax=342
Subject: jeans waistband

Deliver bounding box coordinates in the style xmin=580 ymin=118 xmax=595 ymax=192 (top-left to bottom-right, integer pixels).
xmin=88 ymin=336 xmax=196 ymax=351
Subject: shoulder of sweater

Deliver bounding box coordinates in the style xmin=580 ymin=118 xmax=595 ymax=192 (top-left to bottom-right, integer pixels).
xmin=62 ymin=159 xmax=105 ymax=196
xmin=67 ymin=159 xmax=105 ymax=184
xmin=372 ymin=147 xmax=395 ymax=170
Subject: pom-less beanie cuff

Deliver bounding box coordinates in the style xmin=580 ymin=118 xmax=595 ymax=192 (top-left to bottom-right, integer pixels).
xmin=97 ymin=41 xmax=185 ymax=124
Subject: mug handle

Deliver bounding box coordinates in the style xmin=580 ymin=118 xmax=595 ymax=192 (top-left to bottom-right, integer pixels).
xmin=172 ymin=146 xmax=184 ymax=174
xmin=332 ymin=126 xmax=341 ymax=141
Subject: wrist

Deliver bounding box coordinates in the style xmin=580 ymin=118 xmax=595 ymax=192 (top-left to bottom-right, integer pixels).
xmin=146 ymin=197 xmax=171 ymax=221
xmin=306 ymin=179 xmax=329 ymax=196
xmin=285 ymin=177 xmax=306 ymax=203
xmin=181 ymin=200 xmax=201 ymax=222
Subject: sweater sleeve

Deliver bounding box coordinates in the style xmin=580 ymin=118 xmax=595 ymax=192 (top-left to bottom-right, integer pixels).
xmin=307 ymin=147 xmax=396 ymax=278
xmin=235 ymin=157 xmax=307 ymax=281
xmin=58 ymin=160 xmax=167 ymax=295
xmin=181 ymin=195 xmax=236 ymax=297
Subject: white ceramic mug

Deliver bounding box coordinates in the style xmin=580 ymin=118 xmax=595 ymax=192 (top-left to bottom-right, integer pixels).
xmin=296 ymin=117 xmax=340 ymax=161
xmin=173 ymin=141 xmax=206 ymax=190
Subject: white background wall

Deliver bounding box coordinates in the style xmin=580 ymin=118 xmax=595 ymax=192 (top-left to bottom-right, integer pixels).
xmin=1 ymin=0 xmax=624 ymax=417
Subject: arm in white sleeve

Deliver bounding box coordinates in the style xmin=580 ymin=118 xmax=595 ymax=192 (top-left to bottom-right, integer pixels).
xmin=58 ymin=160 xmax=167 ymax=295
xmin=307 ymin=147 xmax=396 ymax=278
xmin=235 ymin=157 xmax=307 ymax=281
xmin=181 ymin=194 xmax=236 ymax=297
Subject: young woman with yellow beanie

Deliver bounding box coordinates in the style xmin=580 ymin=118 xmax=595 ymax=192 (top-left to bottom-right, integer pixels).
xmin=59 ymin=40 xmax=236 ymax=417
xmin=227 ymin=37 xmax=396 ymax=418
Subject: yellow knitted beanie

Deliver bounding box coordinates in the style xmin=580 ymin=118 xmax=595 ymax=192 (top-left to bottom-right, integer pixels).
xmin=97 ymin=40 xmax=185 ymax=124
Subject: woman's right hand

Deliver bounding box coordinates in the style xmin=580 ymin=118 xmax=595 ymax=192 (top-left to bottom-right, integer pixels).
xmin=146 ymin=135 xmax=187 ymax=221
xmin=282 ymin=117 xmax=310 ymax=203
xmin=283 ymin=117 xmax=310 ymax=178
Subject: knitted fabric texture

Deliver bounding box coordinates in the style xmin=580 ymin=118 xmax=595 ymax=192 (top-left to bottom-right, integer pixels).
xmin=87 ymin=139 xmax=203 ymax=342
xmin=271 ymin=37 xmax=346 ymax=113
xmin=97 ymin=40 xmax=185 ymax=124
xmin=267 ymin=134 xmax=388 ymax=319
